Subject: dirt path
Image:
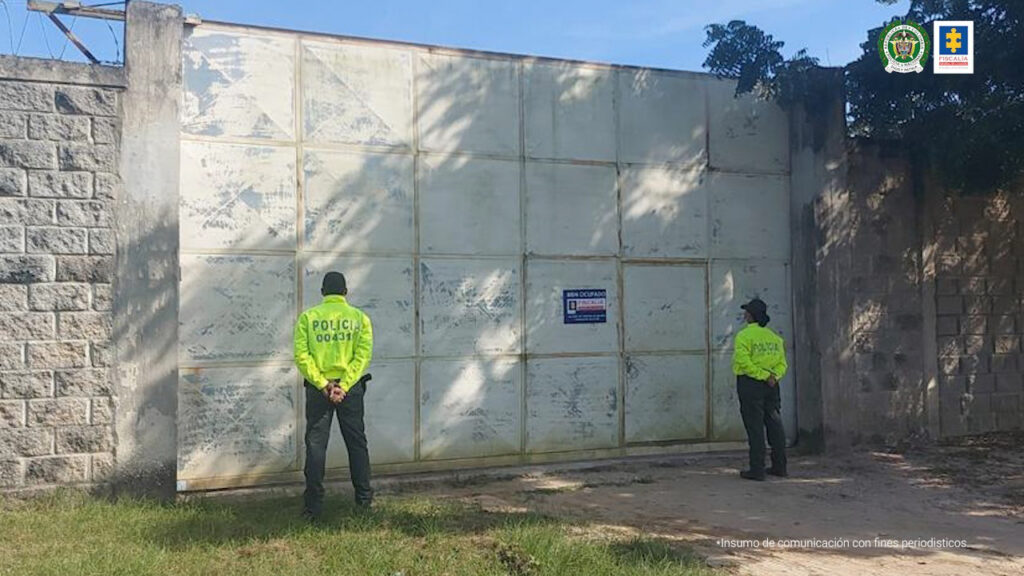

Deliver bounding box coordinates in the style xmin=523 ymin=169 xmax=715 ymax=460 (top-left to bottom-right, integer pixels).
xmin=400 ymin=434 xmax=1023 ymax=576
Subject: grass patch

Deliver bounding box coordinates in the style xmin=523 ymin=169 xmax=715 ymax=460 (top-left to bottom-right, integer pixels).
xmin=0 ymin=490 xmax=718 ymax=576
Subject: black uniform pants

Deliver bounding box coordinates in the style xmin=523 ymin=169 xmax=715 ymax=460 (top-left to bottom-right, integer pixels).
xmin=303 ymin=380 xmax=373 ymax=514
xmin=736 ymin=375 xmax=787 ymax=474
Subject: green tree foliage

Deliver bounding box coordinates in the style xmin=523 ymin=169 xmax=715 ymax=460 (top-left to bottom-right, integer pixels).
xmin=703 ymin=1 xmax=1024 ymax=192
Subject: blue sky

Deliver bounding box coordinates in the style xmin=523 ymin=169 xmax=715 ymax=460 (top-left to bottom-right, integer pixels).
xmin=3 ymin=0 xmax=910 ymax=69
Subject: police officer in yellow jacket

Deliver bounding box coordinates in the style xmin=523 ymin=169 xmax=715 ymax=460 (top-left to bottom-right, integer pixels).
xmin=732 ymin=298 xmax=788 ymax=481
xmin=294 ymin=272 xmax=374 ymax=517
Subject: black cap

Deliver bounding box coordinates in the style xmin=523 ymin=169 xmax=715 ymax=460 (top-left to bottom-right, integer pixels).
xmin=322 ymin=272 xmax=347 ymax=296
xmin=741 ymin=298 xmax=770 ymax=326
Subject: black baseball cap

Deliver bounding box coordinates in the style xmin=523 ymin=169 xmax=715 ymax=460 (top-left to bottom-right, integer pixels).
xmin=741 ymin=298 xmax=770 ymax=325
xmin=322 ymin=271 xmax=347 ymax=296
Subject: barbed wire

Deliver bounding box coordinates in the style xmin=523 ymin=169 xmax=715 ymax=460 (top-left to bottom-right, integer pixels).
xmin=1 ymin=1 xmax=125 ymax=63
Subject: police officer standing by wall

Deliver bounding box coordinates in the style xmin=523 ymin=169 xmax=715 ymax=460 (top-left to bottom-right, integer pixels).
xmin=294 ymin=272 xmax=374 ymax=518
xmin=732 ymin=298 xmax=788 ymax=481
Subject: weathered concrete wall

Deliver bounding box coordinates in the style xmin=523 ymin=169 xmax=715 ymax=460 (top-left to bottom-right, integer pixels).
xmin=933 ymin=191 xmax=1024 ymax=434
xmin=176 ymin=23 xmax=795 ymax=489
xmin=113 ymin=1 xmax=182 ymax=498
xmin=0 ymin=56 xmax=124 ymax=491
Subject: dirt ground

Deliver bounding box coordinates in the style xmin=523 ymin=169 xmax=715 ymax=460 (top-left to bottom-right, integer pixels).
xmin=384 ymin=432 xmax=1024 ymax=576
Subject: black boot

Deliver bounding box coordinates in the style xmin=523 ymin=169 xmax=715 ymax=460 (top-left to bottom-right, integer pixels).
xmin=740 ymin=469 xmax=766 ymax=481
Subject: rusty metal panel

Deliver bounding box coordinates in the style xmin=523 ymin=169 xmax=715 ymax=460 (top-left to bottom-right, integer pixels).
xmin=178 ymin=365 xmax=297 ymax=480
xmin=709 ymin=172 xmax=789 ymax=260
xmin=625 ymin=354 xmax=706 ymax=442
xmin=710 ymin=352 xmax=745 ymax=441
xmin=621 ymin=165 xmax=707 ymax=258
xmin=523 ymin=61 xmax=615 ymax=161
xmin=526 ymin=162 xmax=619 ymax=256
xmin=416 ymin=53 xmax=519 ymax=156
xmin=419 ymin=358 xmax=521 ymax=460
xmin=623 ymin=264 xmax=706 ymax=352
xmin=179 ymin=254 xmax=295 ymax=365
xmin=710 ymin=260 xmax=791 ymax=350
xmin=182 ymin=28 xmax=295 ymax=140
xmin=180 ymin=141 xmax=296 ymax=252
xmin=302 ymin=40 xmax=413 ymax=147
xmin=617 ymin=70 xmax=706 ymax=165
xmin=301 ymin=255 xmax=415 ymax=359
xmin=303 ymin=149 xmax=415 ymax=254
xmin=419 ymin=156 xmax=521 ymax=255
xmin=325 ymin=359 xmax=416 ymax=466
xmin=525 ymin=259 xmax=619 ymax=354
xmin=526 ymin=356 xmax=619 ymax=453
xmin=419 ymin=259 xmax=521 ymax=356
xmin=708 ymin=79 xmax=789 ymax=174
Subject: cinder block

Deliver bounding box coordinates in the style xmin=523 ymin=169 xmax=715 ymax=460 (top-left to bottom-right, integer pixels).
xmin=58 ymin=312 xmax=111 ymax=341
xmin=0 ymin=198 xmax=55 ymax=225
xmin=26 ymin=227 xmax=87 ymax=254
xmin=90 ymin=397 xmax=112 ymax=424
xmin=995 ymin=373 xmax=1022 ymax=393
xmin=88 ymin=229 xmax=114 ymax=255
xmin=0 ymin=343 xmax=24 ymax=370
xmin=992 ymin=315 xmax=1016 ymax=334
xmin=936 ymin=297 xmax=962 ymax=315
xmin=28 ymin=114 xmax=90 ymax=142
xmin=0 ymin=225 xmax=23 ymax=252
xmin=27 ymin=171 xmax=92 ymax=199
xmin=0 ymin=81 xmax=54 ymax=112
xmin=959 ymin=354 xmax=989 ymax=374
xmin=0 ymin=168 xmax=26 ymax=197
xmin=968 ymin=373 xmax=996 ymax=394
xmin=990 ymin=354 xmax=1019 ymax=373
xmin=55 ymin=369 xmax=111 ymax=397
xmin=55 ymin=201 xmax=111 ymax=228
xmin=29 ymin=283 xmax=89 ymax=311
xmin=994 ymin=335 xmax=1020 ymax=354
xmin=54 ymin=86 xmax=117 ymax=116
xmin=963 ymin=296 xmax=991 ymax=315
xmin=24 ymin=455 xmax=89 ymax=485
xmin=0 ymin=428 xmax=52 ymax=457
xmin=0 ymin=112 xmax=26 ymax=138
xmin=94 ymin=174 xmax=119 ymax=201
xmin=960 ymin=277 xmax=987 ymax=295
xmin=55 ymin=255 xmax=112 ymax=282
xmin=27 ymin=342 xmax=89 ymax=369
xmin=963 ymin=335 xmax=989 ymax=355
xmin=0 ymin=312 xmax=55 ymax=340
xmin=960 ymin=315 xmax=987 ymax=335
xmin=0 ymin=284 xmax=27 ymax=311
xmin=0 ymin=371 xmax=53 ymax=399
xmin=56 ymin=426 xmax=113 ymax=454
xmin=91 ymin=284 xmax=111 ymax=312
xmin=57 ymin=144 xmax=116 ymax=172
xmin=936 ymin=278 xmax=958 ymax=295
xmin=26 ymin=397 xmax=89 ymax=427
xmin=936 ymin=316 xmax=958 ymax=336
xmin=91 ymin=117 xmax=119 ymax=145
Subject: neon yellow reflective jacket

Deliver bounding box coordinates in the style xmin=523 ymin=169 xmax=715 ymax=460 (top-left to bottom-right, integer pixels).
xmin=294 ymin=295 xmax=373 ymax=391
xmin=732 ymin=323 xmax=787 ymax=381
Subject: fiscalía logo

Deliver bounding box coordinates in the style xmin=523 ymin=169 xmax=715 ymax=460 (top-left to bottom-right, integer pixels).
xmin=878 ymin=20 xmax=930 ymax=73
xmin=933 ymin=20 xmax=974 ymax=74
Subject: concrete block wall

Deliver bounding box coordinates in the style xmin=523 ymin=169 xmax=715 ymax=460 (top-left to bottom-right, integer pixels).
xmin=835 ymin=145 xmax=928 ymax=444
xmin=934 ymin=193 xmax=1024 ymax=434
xmin=0 ymin=71 xmax=122 ymax=490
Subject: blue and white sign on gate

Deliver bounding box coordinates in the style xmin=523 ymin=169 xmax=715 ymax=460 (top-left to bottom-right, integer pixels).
xmin=563 ymin=289 xmax=607 ymax=324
